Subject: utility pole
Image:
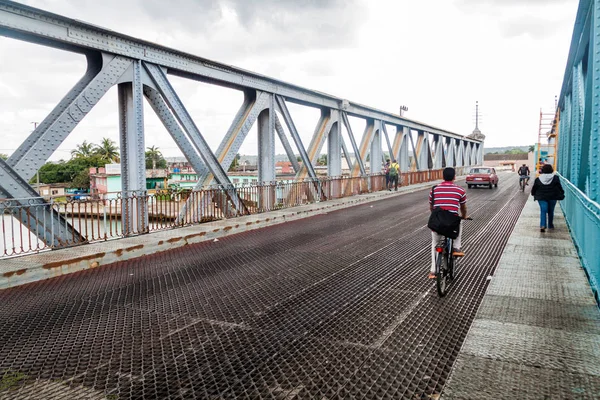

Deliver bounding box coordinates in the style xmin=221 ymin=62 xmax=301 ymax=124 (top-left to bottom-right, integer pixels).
xmin=31 ymin=122 xmax=39 ymax=194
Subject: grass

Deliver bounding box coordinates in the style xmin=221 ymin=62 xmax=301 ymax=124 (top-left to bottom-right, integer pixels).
xmin=0 ymin=370 xmax=28 ymax=391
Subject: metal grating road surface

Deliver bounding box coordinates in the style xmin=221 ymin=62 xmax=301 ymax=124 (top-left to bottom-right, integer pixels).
xmin=0 ymin=175 xmax=528 ymax=400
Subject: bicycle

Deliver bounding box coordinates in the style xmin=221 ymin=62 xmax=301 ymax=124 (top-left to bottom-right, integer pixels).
xmin=518 ymin=175 xmax=529 ymax=192
xmin=435 ymin=217 xmax=472 ymax=297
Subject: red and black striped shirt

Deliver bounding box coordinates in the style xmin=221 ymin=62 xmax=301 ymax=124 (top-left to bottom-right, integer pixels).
xmin=429 ymin=182 xmax=467 ymax=215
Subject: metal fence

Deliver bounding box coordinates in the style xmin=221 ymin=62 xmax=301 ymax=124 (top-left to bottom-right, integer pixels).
xmin=1 ymin=169 xmax=465 ymax=258
xmin=559 ymin=174 xmax=600 ymax=302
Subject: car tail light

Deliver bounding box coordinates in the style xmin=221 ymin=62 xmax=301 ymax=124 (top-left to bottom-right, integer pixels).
xmin=435 ymin=247 xmax=443 ymax=253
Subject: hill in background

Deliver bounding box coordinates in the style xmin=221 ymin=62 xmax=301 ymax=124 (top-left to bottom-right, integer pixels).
xmin=484 ymin=146 xmax=531 ymax=155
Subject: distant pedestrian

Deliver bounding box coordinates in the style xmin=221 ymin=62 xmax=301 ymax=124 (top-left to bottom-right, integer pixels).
xmin=531 ymin=164 xmax=565 ymax=232
xmin=383 ymin=160 xmax=390 ymax=190
xmin=389 ymin=159 xmax=400 ymax=191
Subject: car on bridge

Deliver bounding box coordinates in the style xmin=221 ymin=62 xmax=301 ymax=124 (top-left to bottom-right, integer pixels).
xmin=466 ymin=167 xmax=498 ymax=189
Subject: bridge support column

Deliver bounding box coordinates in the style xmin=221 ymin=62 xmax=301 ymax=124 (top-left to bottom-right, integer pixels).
xmin=118 ymin=60 xmax=148 ymax=235
xmin=399 ymin=127 xmax=410 ymax=172
xmin=370 ymin=122 xmax=383 ymax=176
xmin=258 ymin=99 xmax=275 ymax=210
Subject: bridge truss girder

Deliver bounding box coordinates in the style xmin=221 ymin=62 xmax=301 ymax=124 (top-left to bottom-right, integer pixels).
xmin=0 ymin=0 xmax=483 ymax=247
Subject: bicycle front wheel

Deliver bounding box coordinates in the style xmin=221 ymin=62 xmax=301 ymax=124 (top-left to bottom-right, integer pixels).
xmin=436 ymin=252 xmax=447 ymax=297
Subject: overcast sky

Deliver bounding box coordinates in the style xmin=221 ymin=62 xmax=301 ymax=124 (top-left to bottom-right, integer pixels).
xmin=0 ymin=0 xmax=579 ymax=161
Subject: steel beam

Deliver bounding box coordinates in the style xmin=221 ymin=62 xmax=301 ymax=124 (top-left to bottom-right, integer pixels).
xmin=415 ymin=131 xmax=430 ymax=171
xmin=381 ymin=123 xmax=394 ymax=162
xmin=198 ymin=90 xmax=270 ymax=186
xmin=399 ymin=127 xmax=410 ymax=172
xmin=571 ymin=62 xmax=585 ymax=188
xmin=118 ymin=60 xmax=148 ymax=235
xmin=328 ymin=118 xmax=342 ymax=177
xmin=0 ymin=158 xmax=85 ymax=246
xmin=143 ymin=62 xmax=246 ymax=215
xmin=274 ymin=96 xmax=318 ymax=180
xmin=370 ymin=121 xmax=383 ymax=176
xmin=0 ymin=1 xmax=481 ymax=146
xmin=297 ymin=109 xmax=335 ymax=180
xmin=342 ymin=112 xmax=366 ymax=176
xmin=432 ymin=134 xmax=443 ymax=169
xmin=7 ymin=53 xmax=131 ymax=181
xmin=455 ymin=139 xmax=464 ymax=167
xmin=351 ymin=119 xmax=376 ymax=177
xmin=258 ymin=101 xmax=276 ymax=183
xmin=275 ymin=114 xmax=301 ymax=173
xmin=143 ymin=86 xmax=208 ymax=181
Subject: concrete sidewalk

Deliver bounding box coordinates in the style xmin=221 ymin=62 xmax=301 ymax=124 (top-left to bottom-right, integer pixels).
xmin=442 ymin=197 xmax=600 ymax=399
xmin=0 ymin=180 xmax=441 ymax=290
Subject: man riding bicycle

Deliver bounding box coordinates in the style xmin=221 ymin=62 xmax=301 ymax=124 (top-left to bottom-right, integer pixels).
xmin=428 ymin=167 xmax=468 ymax=279
xmin=518 ymin=164 xmax=530 ymax=188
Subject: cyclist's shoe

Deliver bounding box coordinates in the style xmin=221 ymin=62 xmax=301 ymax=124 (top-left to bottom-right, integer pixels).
xmin=428 ymin=272 xmax=436 ymax=279
xmin=452 ymin=248 xmax=465 ymax=257
xmin=540 ymin=227 xmax=546 ymax=232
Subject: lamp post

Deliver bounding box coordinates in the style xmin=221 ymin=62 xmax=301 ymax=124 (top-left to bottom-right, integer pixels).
xmin=399 ymin=105 xmax=408 ymax=117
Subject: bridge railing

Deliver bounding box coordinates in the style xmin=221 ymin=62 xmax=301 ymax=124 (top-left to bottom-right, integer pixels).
xmin=559 ymin=174 xmax=600 ymax=301
xmin=0 ymin=169 xmax=463 ymax=258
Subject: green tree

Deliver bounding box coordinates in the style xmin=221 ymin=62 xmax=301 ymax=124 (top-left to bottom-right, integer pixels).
xmin=0 ymin=153 xmax=7 ymax=161
xmin=94 ymin=138 xmax=120 ymax=163
xmin=229 ymin=153 xmax=241 ymax=171
xmin=317 ymin=154 xmax=328 ymax=166
xmin=71 ymin=169 xmax=90 ymax=189
xmin=504 ymin=148 xmax=526 ymax=155
xmin=71 ymin=140 xmax=95 ymax=159
xmin=528 ymin=145 xmax=535 ymax=152
xmin=145 ymin=146 xmax=167 ymax=169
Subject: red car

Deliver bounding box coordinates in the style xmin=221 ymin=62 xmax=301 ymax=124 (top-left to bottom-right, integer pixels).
xmin=466 ymin=167 xmax=499 ymax=189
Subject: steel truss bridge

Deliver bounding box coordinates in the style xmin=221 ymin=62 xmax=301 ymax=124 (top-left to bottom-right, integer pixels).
xmin=555 ymin=0 xmax=600 ymax=299
xmin=0 ymin=1 xmax=482 ymax=251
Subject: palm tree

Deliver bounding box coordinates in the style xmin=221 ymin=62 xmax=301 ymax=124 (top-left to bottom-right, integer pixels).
xmin=146 ymin=146 xmax=162 ymax=170
xmin=95 ymin=138 xmax=120 ymax=162
xmin=71 ymin=141 xmax=95 ymax=159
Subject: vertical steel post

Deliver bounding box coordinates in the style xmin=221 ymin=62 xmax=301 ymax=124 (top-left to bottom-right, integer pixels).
xmin=370 ymin=122 xmax=382 ymax=177
xmin=118 ymin=60 xmax=148 ymax=235
xmin=258 ymin=97 xmax=275 ymax=210
xmin=328 ymin=119 xmax=342 ymax=177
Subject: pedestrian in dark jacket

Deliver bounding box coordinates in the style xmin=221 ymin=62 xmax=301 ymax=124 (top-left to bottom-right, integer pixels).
xmin=531 ymin=164 xmax=565 ymax=232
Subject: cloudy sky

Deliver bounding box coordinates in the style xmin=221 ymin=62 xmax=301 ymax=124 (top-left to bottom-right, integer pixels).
xmin=0 ymin=0 xmax=579 ymax=161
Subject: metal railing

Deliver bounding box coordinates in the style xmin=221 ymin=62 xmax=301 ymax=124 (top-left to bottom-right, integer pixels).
xmin=559 ymin=174 xmax=600 ymax=302
xmin=1 ymin=169 xmax=464 ymax=258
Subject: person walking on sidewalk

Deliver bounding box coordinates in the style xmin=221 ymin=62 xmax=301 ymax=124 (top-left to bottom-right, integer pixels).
xmin=383 ymin=159 xmax=390 ymax=190
xmin=531 ymin=164 xmax=565 ymax=232
xmin=389 ymin=159 xmax=400 ymax=191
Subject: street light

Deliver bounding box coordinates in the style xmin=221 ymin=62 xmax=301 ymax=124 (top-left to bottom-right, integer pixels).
xmin=399 ymin=105 xmax=408 ymax=117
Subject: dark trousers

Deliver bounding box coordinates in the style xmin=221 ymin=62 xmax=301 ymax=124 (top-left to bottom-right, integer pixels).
xmin=385 ymin=174 xmax=390 ymax=189
xmin=390 ymin=175 xmax=399 ymax=190
xmin=538 ymin=200 xmax=557 ymax=228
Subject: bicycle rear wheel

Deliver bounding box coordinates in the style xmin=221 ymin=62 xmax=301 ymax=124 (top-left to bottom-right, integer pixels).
xmin=436 ymin=252 xmax=447 ymax=297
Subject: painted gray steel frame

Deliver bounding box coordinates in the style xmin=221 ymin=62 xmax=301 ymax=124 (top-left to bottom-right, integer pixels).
xmin=0 ymin=0 xmax=483 ymax=246
xmin=0 ymin=0 xmax=481 ymax=143
xmin=143 ymin=62 xmax=247 ymax=215
xmin=2 ymin=52 xmax=131 ymax=244
xmin=118 ymin=60 xmax=148 ymax=234
xmin=0 ymin=158 xmax=84 ymax=246
xmin=341 ymin=113 xmax=367 ymax=175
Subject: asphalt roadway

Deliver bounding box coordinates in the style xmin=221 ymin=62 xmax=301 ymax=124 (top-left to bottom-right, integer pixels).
xmin=0 ymin=173 xmax=528 ymax=400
